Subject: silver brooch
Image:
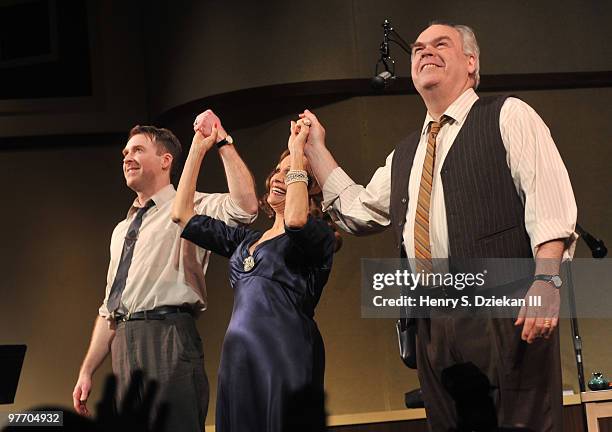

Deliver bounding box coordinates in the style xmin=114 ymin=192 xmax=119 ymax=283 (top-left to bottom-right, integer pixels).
xmin=243 ymin=255 xmax=255 ymax=272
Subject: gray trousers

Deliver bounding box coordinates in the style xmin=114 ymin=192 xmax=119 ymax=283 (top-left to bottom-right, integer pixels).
xmin=111 ymin=312 xmax=209 ymax=432
xmin=416 ymin=309 xmax=563 ymax=432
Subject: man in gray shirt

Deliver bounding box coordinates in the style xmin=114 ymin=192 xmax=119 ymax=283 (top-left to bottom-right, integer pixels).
xmin=72 ymin=111 xmax=257 ymax=431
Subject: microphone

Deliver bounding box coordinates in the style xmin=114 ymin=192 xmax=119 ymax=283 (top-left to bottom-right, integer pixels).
xmin=371 ymin=19 xmax=411 ymax=90
xmin=371 ymin=70 xmax=394 ymax=90
xmin=576 ymin=224 xmax=607 ymax=258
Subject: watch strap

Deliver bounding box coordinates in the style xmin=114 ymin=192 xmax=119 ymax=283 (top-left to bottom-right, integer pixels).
xmin=216 ymin=134 xmax=233 ymax=148
xmin=534 ymin=274 xmax=562 ymax=288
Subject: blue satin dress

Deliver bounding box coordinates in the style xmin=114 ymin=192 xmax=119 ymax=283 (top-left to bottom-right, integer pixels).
xmin=181 ymin=215 xmax=335 ymax=432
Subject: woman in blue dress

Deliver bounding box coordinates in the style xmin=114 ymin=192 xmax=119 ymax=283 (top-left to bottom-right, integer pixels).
xmin=172 ymin=118 xmax=340 ymax=431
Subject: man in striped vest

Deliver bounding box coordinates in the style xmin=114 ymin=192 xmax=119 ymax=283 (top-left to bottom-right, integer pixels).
xmin=300 ymin=22 xmax=576 ymax=431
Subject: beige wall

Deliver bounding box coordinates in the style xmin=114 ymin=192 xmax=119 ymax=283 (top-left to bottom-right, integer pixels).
xmin=144 ymin=0 xmax=612 ymax=116
xmin=1 ymin=87 xmax=610 ymax=424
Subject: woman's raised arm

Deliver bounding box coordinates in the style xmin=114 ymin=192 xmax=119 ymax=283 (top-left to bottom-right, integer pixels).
xmin=171 ymin=127 xmax=218 ymax=227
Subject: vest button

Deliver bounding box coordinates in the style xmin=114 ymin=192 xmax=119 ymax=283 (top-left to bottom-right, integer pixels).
xmin=401 ymin=197 xmax=407 ymax=203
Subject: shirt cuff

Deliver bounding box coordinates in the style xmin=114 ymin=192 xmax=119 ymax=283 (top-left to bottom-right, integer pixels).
xmin=530 ymin=219 xmax=578 ymax=260
xmin=224 ymin=196 xmax=258 ymax=225
xmin=322 ymin=167 xmax=357 ymax=211
xmin=195 ymin=192 xmax=257 ymax=227
xmin=98 ymin=303 xmax=110 ymax=319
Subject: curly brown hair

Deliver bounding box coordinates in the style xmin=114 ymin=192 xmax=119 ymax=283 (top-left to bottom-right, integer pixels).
xmin=259 ymin=149 xmax=342 ymax=252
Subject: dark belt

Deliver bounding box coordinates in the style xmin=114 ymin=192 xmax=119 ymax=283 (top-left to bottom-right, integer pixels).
xmin=114 ymin=306 xmax=193 ymax=323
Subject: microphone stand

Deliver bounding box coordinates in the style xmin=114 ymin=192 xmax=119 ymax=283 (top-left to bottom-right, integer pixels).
xmin=570 ymin=224 xmax=607 ymax=393
xmin=381 ymin=19 xmax=411 ymax=57
xmin=566 ymin=260 xmax=585 ymax=392
xmin=569 ymin=224 xmax=607 ymax=432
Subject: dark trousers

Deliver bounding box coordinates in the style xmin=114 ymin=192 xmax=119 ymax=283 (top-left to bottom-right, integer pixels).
xmin=111 ymin=313 xmax=209 ymax=432
xmin=416 ymin=309 xmax=563 ymax=432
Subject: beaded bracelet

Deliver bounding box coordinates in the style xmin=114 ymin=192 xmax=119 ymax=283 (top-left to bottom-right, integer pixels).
xmin=285 ymin=169 xmax=309 ymax=186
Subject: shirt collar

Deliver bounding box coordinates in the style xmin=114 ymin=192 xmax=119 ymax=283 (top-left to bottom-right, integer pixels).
xmin=420 ymin=88 xmax=479 ymax=136
xmin=127 ymin=183 xmax=176 ymax=217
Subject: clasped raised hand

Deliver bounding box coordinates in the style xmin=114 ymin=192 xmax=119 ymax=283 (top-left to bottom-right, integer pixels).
xmin=193 ymin=109 xmax=227 ymax=140
xmin=288 ymin=118 xmax=311 ymax=154
xmin=192 ymin=126 xmax=218 ymax=153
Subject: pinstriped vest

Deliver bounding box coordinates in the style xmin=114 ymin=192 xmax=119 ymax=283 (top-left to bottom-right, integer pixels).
xmin=389 ymin=96 xmax=533 ymax=268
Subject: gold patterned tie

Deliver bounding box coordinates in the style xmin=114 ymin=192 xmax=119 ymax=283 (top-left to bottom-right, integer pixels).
xmin=414 ymin=120 xmax=444 ymax=273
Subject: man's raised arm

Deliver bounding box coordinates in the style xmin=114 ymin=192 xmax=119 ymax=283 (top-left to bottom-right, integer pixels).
xmin=300 ymin=109 xmax=391 ymax=236
xmin=193 ymin=110 xmax=258 ymax=217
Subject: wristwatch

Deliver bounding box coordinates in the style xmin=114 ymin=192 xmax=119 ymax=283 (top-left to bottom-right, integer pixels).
xmin=534 ymin=274 xmax=562 ymax=289
xmin=216 ymin=134 xmax=233 ymax=148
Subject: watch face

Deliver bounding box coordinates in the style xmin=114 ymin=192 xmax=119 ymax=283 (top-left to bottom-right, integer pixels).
xmin=551 ymin=275 xmax=563 ymax=288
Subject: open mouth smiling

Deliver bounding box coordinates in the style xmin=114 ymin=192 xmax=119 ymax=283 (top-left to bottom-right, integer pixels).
xmin=271 ymin=181 xmax=286 ymax=196
xmin=271 ymin=186 xmax=286 ymax=196
xmin=420 ymin=63 xmax=442 ymax=71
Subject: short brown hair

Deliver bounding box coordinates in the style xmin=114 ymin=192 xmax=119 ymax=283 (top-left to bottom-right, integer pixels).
xmin=128 ymin=125 xmax=183 ymax=183
xmin=259 ymin=149 xmax=342 ymax=252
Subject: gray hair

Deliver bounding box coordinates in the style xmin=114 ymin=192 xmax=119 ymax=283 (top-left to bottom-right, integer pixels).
xmin=428 ymin=21 xmax=481 ymax=89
